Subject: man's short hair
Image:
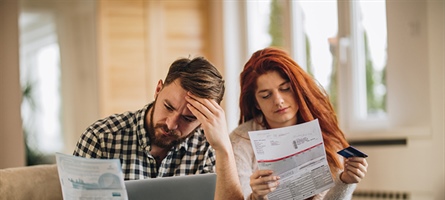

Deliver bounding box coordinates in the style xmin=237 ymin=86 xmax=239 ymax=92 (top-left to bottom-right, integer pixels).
xmin=164 ymin=57 xmax=225 ymax=104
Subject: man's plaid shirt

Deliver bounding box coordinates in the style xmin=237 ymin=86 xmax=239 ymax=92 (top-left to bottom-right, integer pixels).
xmin=73 ymin=103 xmax=216 ymax=180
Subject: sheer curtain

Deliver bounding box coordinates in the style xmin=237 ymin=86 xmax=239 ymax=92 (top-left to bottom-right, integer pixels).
xmin=19 ymin=0 xmax=99 ymax=164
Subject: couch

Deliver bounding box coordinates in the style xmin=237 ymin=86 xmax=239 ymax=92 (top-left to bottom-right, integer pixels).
xmin=0 ymin=164 xmax=62 ymax=200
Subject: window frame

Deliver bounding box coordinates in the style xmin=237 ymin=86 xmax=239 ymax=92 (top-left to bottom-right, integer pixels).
xmin=338 ymin=0 xmax=389 ymax=132
xmin=242 ymin=0 xmax=390 ymax=132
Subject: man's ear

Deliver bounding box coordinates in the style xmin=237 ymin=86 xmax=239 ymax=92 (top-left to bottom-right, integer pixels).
xmin=154 ymin=79 xmax=164 ymax=99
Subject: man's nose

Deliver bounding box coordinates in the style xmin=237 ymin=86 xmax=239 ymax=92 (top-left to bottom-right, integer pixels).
xmin=166 ymin=114 xmax=179 ymax=130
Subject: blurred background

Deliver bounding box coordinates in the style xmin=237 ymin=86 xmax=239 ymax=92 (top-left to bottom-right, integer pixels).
xmin=1 ymin=0 xmax=443 ymax=199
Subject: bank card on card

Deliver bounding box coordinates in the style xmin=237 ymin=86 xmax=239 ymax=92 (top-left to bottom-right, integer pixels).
xmin=337 ymin=146 xmax=368 ymax=158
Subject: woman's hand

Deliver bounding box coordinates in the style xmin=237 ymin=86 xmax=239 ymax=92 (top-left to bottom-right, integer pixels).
xmin=250 ymin=170 xmax=280 ymax=200
xmin=340 ymin=157 xmax=368 ymax=184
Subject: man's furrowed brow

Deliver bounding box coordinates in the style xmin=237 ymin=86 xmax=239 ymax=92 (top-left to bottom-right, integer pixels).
xmin=164 ymin=100 xmax=177 ymax=110
xmin=164 ymin=100 xmax=196 ymax=120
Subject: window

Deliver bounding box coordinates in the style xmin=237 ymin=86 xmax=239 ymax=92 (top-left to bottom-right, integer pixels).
xmin=20 ymin=12 xmax=63 ymax=164
xmin=243 ymin=0 xmax=388 ymax=132
xmin=246 ymin=0 xmax=273 ymax=54
xmin=350 ymin=0 xmax=387 ymax=119
xmin=290 ymin=1 xmax=339 ymax=106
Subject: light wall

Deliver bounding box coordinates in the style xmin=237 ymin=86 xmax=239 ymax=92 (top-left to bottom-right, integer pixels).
xmin=0 ymin=0 xmax=26 ymax=168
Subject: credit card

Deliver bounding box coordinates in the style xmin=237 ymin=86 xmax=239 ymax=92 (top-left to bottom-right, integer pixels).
xmin=337 ymin=146 xmax=368 ymax=158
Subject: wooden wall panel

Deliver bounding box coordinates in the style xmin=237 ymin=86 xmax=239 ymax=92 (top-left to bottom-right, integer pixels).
xmin=97 ymin=0 xmax=148 ymax=116
xmin=146 ymin=0 xmax=215 ymax=94
xmin=98 ymin=0 xmax=224 ymax=116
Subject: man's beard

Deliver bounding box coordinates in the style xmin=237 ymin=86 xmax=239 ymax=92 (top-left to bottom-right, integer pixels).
xmin=147 ymin=100 xmax=187 ymax=149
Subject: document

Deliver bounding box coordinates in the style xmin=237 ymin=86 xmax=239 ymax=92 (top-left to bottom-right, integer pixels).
xmin=248 ymin=119 xmax=334 ymax=200
xmin=55 ymin=153 xmax=128 ymax=200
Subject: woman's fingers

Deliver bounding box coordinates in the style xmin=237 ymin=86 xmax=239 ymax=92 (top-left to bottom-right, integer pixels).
xmin=342 ymin=157 xmax=369 ymax=183
xmin=250 ymin=170 xmax=280 ymax=197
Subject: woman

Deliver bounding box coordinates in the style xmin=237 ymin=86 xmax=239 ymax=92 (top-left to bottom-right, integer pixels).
xmin=230 ymin=47 xmax=368 ymax=200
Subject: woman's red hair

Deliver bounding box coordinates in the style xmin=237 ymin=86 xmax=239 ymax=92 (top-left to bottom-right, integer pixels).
xmin=239 ymin=47 xmax=349 ymax=174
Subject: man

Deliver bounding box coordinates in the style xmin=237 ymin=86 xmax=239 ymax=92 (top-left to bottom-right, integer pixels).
xmin=73 ymin=57 xmax=243 ymax=200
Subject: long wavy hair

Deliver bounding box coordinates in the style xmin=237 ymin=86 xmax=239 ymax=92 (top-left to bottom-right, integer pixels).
xmin=239 ymin=47 xmax=349 ymax=174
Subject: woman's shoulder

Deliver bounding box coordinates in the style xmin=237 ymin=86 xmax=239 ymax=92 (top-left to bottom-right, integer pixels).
xmin=229 ymin=119 xmax=264 ymax=140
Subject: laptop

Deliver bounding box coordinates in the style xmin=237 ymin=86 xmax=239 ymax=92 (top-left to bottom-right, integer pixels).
xmin=124 ymin=173 xmax=217 ymax=200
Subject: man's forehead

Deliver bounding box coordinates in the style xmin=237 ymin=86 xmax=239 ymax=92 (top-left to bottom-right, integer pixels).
xmin=159 ymin=84 xmax=193 ymax=114
xmin=163 ymin=98 xmax=196 ymax=117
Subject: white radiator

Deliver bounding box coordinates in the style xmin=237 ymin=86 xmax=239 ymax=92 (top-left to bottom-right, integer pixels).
xmin=352 ymin=190 xmax=410 ymax=200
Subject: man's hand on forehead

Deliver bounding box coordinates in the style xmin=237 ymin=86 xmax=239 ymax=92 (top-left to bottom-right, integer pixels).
xmin=184 ymin=92 xmax=230 ymax=151
xmin=184 ymin=93 xmax=212 ymax=119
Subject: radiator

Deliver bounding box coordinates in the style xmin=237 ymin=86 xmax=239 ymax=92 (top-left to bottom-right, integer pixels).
xmin=353 ymin=190 xmax=410 ymax=200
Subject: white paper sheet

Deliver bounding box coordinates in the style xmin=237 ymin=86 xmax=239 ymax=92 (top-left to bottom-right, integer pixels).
xmin=55 ymin=153 xmax=128 ymax=200
xmin=248 ymin=119 xmax=334 ymax=200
